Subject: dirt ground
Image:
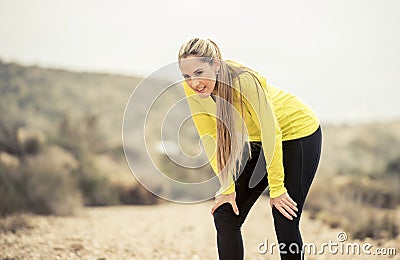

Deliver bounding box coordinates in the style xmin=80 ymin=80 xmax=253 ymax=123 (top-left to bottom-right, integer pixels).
xmin=1 ymin=196 xmax=399 ymax=260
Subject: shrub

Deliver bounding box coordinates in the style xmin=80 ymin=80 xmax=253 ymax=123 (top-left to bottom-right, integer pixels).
xmin=118 ymin=183 xmax=159 ymax=205
xmin=0 ymin=214 xmax=33 ymax=233
xmin=75 ymin=158 xmax=120 ymax=206
xmin=348 ymin=207 xmax=398 ymax=240
xmin=0 ymin=146 xmax=83 ymax=216
xmin=386 ymin=157 xmax=400 ymax=175
xmin=23 ymin=147 xmax=83 ymax=216
xmin=0 ymin=164 xmax=27 ymax=215
xmin=305 ymin=174 xmax=400 ymax=240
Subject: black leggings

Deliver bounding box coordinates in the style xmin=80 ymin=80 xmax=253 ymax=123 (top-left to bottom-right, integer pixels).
xmin=213 ymin=126 xmax=322 ymax=260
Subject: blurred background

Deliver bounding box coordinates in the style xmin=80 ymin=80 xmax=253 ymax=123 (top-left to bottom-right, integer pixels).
xmin=0 ymin=0 xmax=399 ymax=259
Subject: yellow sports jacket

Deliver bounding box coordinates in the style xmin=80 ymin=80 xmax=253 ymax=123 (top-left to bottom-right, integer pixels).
xmin=183 ymin=60 xmax=320 ymax=198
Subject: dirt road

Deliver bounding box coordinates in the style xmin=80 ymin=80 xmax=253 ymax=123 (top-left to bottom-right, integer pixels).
xmin=1 ymin=196 xmax=398 ymax=259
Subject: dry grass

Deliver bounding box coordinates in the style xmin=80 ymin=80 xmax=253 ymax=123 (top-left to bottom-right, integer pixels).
xmin=305 ymin=173 xmax=400 ymax=240
xmin=0 ymin=214 xmax=34 ymax=233
xmin=0 ymin=143 xmax=159 ymax=216
xmin=0 ymin=146 xmax=83 ymax=216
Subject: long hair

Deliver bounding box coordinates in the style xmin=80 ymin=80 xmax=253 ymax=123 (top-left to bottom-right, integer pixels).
xmin=178 ymin=38 xmax=259 ymax=192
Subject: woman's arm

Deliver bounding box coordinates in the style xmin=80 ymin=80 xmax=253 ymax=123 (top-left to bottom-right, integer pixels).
xmin=239 ymin=73 xmax=286 ymax=198
xmin=240 ymin=73 xmax=299 ymax=220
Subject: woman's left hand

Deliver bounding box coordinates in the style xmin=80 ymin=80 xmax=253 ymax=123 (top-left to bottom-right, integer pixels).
xmin=211 ymin=192 xmax=239 ymax=216
xmin=269 ymin=192 xmax=298 ymax=220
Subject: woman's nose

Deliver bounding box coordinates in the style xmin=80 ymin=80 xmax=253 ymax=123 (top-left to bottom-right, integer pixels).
xmin=192 ymin=79 xmax=200 ymax=87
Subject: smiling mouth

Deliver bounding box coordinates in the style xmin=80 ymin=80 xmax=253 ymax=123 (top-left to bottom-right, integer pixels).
xmin=196 ymin=86 xmax=206 ymax=92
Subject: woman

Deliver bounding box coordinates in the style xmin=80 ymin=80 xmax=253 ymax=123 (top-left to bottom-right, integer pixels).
xmin=178 ymin=38 xmax=322 ymax=260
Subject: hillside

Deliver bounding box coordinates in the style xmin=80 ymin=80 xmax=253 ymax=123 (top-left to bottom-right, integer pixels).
xmin=320 ymin=120 xmax=400 ymax=176
xmin=0 ymin=59 xmax=142 ymax=146
xmin=1 ymin=60 xmax=400 ymax=178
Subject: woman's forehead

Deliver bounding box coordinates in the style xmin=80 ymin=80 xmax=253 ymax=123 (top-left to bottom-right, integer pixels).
xmin=179 ymin=57 xmax=210 ymax=73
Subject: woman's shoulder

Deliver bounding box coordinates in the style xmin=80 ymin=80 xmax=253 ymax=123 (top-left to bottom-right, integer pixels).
xmin=234 ymin=69 xmax=267 ymax=92
xmin=223 ymin=59 xmax=270 ymax=95
xmin=224 ymin=60 xmax=264 ymax=80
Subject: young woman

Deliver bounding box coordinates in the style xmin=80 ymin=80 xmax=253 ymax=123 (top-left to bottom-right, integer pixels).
xmin=178 ymin=38 xmax=322 ymax=260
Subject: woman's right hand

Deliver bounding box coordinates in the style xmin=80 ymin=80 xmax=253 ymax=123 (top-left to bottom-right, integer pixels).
xmin=211 ymin=192 xmax=239 ymax=216
xmin=269 ymin=192 xmax=298 ymax=220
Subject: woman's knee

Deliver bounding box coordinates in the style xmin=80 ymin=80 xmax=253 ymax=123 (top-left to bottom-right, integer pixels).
xmin=213 ymin=203 xmax=241 ymax=232
xmin=272 ymin=207 xmax=301 ymax=235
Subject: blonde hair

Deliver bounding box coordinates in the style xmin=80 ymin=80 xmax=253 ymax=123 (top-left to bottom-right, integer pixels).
xmin=178 ymin=38 xmax=257 ymax=192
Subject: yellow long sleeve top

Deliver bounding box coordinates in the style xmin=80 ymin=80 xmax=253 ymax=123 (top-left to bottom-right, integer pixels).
xmin=183 ymin=60 xmax=320 ymax=198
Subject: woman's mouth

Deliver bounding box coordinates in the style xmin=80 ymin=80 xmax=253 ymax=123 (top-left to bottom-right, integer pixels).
xmin=196 ymin=86 xmax=206 ymax=93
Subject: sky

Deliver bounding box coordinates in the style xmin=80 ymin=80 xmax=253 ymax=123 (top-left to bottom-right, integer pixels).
xmin=0 ymin=0 xmax=399 ymax=124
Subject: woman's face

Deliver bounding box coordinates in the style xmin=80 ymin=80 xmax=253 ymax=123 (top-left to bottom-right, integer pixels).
xmin=179 ymin=55 xmax=219 ymax=98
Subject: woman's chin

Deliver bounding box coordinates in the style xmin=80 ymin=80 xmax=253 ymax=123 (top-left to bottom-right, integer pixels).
xmin=197 ymin=92 xmax=211 ymax=99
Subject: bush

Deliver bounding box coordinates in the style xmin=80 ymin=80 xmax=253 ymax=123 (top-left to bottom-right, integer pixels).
xmin=348 ymin=207 xmax=398 ymax=240
xmin=0 ymin=147 xmax=83 ymax=216
xmin=0 ymin=164 xmax=27 ymax=215
xmin=24 ymin=161 xmax=82 ymax=216
xmin=386 ymin=157 xmax=400 ymax=175
xmin=75 ymin=155 xmax=120 ymax=206
xmin=0 ymin=113 xmax=160 ymax=216
xmin=305 ymin=174 xmax=400 ymax=240
xmin=0 ymin=214 xmax=33 ymax=233
xmin=118 ymin=183 xmax=159 ymax=205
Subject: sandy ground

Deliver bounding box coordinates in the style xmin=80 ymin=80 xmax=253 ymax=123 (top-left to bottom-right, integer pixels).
xmin=1 ymin=196 xmax=399 ymax=260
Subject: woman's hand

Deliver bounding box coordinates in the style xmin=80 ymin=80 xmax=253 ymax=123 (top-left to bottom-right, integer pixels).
xmin=211 ymin=192 xmax=239 ymax=216
xmin=269 ymin=192 xmax=298 ymax=220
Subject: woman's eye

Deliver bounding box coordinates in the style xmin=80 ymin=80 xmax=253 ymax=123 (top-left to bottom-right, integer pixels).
xmin=195 ymin=71 xmax=203 ymax=76
xmin=183 ymin=75 xmax=190 ymax=79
